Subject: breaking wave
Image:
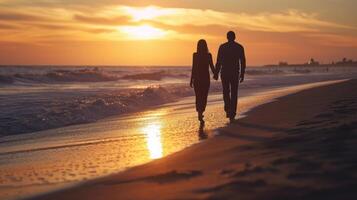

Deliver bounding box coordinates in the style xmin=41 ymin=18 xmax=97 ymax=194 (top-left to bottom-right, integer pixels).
xmin=0 ymin=69 xmax=191 ymax=85
xmin=0 ymin=84 xmax=215 ymax=135
xmin=0 ymin=68 xmax=119 ymax=84
xmin=121 ymin=70 xmax=188 ymax=80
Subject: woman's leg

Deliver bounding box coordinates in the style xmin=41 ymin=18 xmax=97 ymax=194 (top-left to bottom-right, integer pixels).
xmin=196 ymin=81 xmax=210 ymax=111
xmin=201 ymin=83 xmax=210 ymax=113
xmin=194 ymin=82 xmax=205 ymax=122
xmin=194 ymin=84 xmax=202 ymax=113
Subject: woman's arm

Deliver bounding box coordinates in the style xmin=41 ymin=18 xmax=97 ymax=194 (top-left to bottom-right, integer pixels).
xmin=190 ymin=53 xmax=196 ymax=88
xmin=209 ymin=53 xmax=215 ymax=75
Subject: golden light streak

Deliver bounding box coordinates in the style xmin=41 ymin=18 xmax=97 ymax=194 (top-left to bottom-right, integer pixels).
xmin=142 ymin=124 xmax=163 ymax=159
xmin=122 ymin=6 xmax=174 ymax=22
xmin=118 ymin=25 xmax=167 ymax=40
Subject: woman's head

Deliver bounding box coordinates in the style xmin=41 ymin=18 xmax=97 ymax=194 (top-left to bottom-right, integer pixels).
xmin=197 ymin=39 xmax=209 ymax=54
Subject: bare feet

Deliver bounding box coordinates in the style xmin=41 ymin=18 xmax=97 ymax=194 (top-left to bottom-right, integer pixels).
xmin=198 ymin=112 xmax=204 ymax=123
xmin=229 ymin=117 xmax=235 ymax=123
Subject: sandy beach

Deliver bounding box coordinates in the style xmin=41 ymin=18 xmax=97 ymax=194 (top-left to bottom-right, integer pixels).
xmin=28 ymin=79 xmax=357 ymax=200
xmin=1 ymin=1 xmax=357 ymax=199
xmin=2 ymin=77 xmax=349 ymax=200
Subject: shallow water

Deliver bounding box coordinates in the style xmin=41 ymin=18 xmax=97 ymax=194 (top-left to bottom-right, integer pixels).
xmin=0 ymin=79 xmax=349 ymax=200
xmin=1 ymin=66 xmax=357 ymax=135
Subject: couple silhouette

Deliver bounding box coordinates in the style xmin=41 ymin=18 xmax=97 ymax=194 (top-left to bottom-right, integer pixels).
xmin=190 ymin=31 xmax=246 ymax=124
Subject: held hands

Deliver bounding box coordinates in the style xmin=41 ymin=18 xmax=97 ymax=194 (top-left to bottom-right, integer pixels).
xmin=213 ymin=72 xmax=219 ymax=80
xmin=240 ymin=74 xmax=245 ymax=83
xmin=213 ymin=66 xmax=219 ymax=80
xmin=190 ymin=79 xmax=194 ymax=88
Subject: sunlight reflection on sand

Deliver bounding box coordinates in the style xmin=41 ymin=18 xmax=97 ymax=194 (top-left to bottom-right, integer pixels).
xmin=141 ymin=110 xmax=165 ymax=159
xmin=143 ymin=124 xmax=163 ymax=159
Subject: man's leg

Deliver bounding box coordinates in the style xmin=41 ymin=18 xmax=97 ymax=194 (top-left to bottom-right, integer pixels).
xmin=230 ymin=76 xmax=239 ymax=119
xmin=221 ymin=76 xmax=231 ymax=117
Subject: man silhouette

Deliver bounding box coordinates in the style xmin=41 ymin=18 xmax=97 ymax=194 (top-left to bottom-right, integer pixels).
xmin=214 ymin=31 xmax=246 ymax=122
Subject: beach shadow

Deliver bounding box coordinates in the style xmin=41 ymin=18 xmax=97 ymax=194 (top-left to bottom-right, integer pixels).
xmin=197 ymin=179 xmax=267 ymax=194
xmin=218 ymin=129 xmax=268 ymax=142
xmin=197 ymin=80 xmax=357 ymax=200
xmin=144 ymin=170 xmax=203 ymax=184
xmin=233 ymin=121 xmax=288 ymax=132
xmin=233 ymin=166 xmax=279 ymax=178
xmin=214 ymin=120 xmax=286 ymax=142
xmin=100 ymin=170 xmax=203 ymax=186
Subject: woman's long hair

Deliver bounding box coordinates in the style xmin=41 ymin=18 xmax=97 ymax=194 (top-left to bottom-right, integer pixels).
xmin=197 ymin=39 xmax=209 ymax=55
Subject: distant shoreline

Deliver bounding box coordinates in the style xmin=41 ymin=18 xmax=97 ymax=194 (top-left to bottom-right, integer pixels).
xmin=1 ymin=64 xmax=357 ymax=69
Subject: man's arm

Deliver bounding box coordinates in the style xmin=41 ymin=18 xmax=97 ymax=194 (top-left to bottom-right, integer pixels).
xmin=240 ymin=46 xmax=246 ymax=83
xmin=214 ymin=46 xmax=223 ymax=80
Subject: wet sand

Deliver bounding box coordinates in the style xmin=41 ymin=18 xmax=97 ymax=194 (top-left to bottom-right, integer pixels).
xmin=1 ymin=80 xmax=341 ymax=200
xmin=28 ymin=79 xmax=357 ymax=200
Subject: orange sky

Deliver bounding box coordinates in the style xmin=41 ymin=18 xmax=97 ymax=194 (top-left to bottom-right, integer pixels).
xmin=0 ymin=0 xmax=356 ymax=66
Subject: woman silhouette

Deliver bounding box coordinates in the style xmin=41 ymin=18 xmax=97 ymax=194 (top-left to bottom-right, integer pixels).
xmin=190 ymin=39 xmax=215 ymax=123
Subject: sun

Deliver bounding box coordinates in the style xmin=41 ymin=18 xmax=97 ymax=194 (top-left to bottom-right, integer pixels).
xmin=119 ymin=25 xmax=167 ymax=40
xmin=123 ymin=6 xmax=172 ymax=22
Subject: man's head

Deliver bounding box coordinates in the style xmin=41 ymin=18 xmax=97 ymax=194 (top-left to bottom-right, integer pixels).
xmin=227 ymin=31 xmax=236 ymax=42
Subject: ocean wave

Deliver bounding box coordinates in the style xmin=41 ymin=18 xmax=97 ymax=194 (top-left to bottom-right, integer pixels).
xmin=10 ymin=68 xmax=119 ymax=84
xmin=121 ymin=70 xmax=188 ymax=81
xmin=0 ymin=84 xmax=201 ymax=136
xmin=0 ymin=74 xmax=14 ymax=84
xmin=0 ymin=66 xmax=335 ymax=86
xmin=0 ymin=68 xmax=190 ymax=85
xmin=246 ymin=69 xmax=285 ymax=75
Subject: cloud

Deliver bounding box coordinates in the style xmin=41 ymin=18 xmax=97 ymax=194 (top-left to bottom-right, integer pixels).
xmin=0 ymin=4 xmax=355 ymax=44
xmin=0 ymin=12 xmax=45 ymax=21
xmin=74 ymin=14 xmax=130 ymax=25
xmin=304 ymin=33 xmax=357 ymax=47
xmin=0 ymin=23 xmax=16 ymax=29
xmin=29 ymin=23 xmax=70 ymax=30
xmin=144 ymin=21 xmax=229 ymax=36
xmin=124 ymin=7 xmax=354 ymax=32
xmin=70 ymin=6 xmax=357 ymax=34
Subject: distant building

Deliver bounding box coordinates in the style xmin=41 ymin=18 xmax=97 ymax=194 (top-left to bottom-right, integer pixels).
xmin=308 ymin=58 xmax=319 ymax=66
xmin=336 ymin=58 xmax=356 ymax=66
xmin=278 ymin=61 xmax=288 ymax=66
xmin=263 ymin=57 xmax=356 ymax=68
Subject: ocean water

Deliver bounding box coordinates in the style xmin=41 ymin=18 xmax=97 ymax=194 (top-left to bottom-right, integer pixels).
xmin=1 ymin=65 xmax=356 ymax=136
xmin=0 ymin=65 xmax=357 ymax=200
xmin=0 ymin=66 xmax=193 ymax=136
